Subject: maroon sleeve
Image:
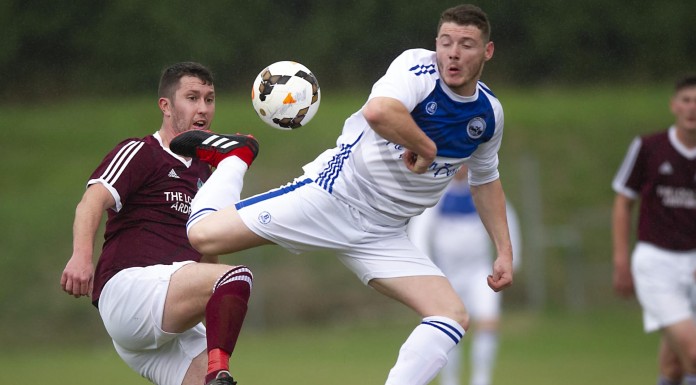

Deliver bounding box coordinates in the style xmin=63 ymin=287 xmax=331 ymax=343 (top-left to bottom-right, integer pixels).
xmin=88 ymin=138 xmax=154 ymax=211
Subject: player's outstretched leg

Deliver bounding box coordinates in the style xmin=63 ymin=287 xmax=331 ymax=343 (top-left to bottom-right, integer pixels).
xmin=172 ymin=131 xmax=259 ymax=232
xmin=171 ymin=130 xmax=259 ymax=168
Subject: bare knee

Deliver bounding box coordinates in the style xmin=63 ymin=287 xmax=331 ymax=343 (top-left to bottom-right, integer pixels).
xmin=434 ymin=291 xmax=470 ymax=330
xmin=435 ymin=299 xmax=470 ymax=331
xmin=451 ymin=305 xmax=470 ymax=331
xmin=188 ymin=225 xmax=217 ymax=256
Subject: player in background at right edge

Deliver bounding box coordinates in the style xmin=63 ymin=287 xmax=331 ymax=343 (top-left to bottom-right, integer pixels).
xmin=612 ymin=75 xmax=696 ymax=385
xmin=408 ymin=165 xmax=521 ymax=385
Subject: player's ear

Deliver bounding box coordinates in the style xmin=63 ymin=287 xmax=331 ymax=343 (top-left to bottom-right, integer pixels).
xmin=159 ymin=97 xmax=171 ymax=116
xmin=484 ymin=41 xmax=494 ymax=61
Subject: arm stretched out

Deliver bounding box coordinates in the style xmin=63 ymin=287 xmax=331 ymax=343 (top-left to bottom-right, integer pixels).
xmin=470 ymin=179 xmax=513 ymax=292
xmin=61 ymin=183 xmax=114 ymax=298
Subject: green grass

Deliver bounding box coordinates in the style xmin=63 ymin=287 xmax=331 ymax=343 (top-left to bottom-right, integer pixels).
xmin=0 ymin=85 xmax=672 ymax=384
xmin=1 ymin=307 xmax=659 ymax=384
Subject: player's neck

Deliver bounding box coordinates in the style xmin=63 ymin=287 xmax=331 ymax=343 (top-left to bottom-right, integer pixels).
xmin=158 ymin=126 xmax=174 ymax=148
xmin=675 ymin=126 xmax=696 ymax=149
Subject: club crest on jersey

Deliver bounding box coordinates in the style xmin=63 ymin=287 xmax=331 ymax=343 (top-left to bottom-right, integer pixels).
xmin=426 ymin=101 xmax=438 ymax=115
xmin=467 ymin=117 xmax=486 ymax=139
xmin=258 ymin=211 xmax=272 ymax=224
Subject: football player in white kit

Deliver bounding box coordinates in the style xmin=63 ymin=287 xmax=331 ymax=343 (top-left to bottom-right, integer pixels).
xmin=408 ymin=166 xmax=521 ymax=385
xmin=171 ymin=4 xmax=514 ymax=385
xmin=612 ymin=75 xmax=696 ymax=385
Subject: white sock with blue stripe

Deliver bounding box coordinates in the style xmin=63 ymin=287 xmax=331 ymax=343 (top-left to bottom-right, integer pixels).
xmin=385 ymin=316 xmax=465 ymax=385
xmin=187 ymin=156 xmax=247 ymax=232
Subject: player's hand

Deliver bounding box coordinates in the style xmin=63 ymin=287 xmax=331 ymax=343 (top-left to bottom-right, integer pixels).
xmin=61 ymin=256 xmax=94 ymax=299
xmin=487 ymin=256 xmax=513 ymax=292
xmin=402 ymin=149 xmax=433 ymax=174
xmin=612 ymin=261 xmax=635 ymax=298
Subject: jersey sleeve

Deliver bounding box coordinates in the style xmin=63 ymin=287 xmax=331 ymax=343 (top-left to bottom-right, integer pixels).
xmin=612 ymin=137 xmax=642 ymax=199
xmin=87 ymin=139 xmax=152 ymax=212
xmin=367 ymin=49 xmax=435 ymax=112
xmin=467 ymin=99 xmax=503 ymax=186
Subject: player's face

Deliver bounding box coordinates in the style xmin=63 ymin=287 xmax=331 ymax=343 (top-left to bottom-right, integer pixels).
xmin=436 ymin=22 xmax=494 ymax=96
xmin=170 ymin=76 xmax=216 ymax=135
xmin=671 ymin=86 xmax=696 ymax=132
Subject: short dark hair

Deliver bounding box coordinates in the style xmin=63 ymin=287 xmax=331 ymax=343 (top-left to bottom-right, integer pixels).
xmin=158 ymin=62 xmax=214 ymax=100
xmin=674 ymin=75 xmax=696 ymax=93
xmin=438 ymin=4 xmax=491 ymax=41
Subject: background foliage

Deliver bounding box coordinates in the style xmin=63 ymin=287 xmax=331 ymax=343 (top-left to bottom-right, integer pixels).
xmin=2 ymin=0 xmax=695 ymax=100
xmin=0 ymin=4 xmax=691 ymax=383
xmin=0 ymin=85 xmax=674 ymax=346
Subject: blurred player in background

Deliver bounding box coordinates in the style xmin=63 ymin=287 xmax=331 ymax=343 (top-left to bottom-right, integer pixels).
xmin=612 ymin=75 xmax=696 ymax=385
xmin=170 ymin=4 xmax=514 ymax=385
xmin=60 ymin=62 xmax=256 ymax=385
xmin=408 ymin=165 xmax=521 ymax=385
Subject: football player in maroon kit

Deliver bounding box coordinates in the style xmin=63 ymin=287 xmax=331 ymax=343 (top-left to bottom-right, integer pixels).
xmin=612 ymin=75 xmax=696 ymax=385
xmin=60 ymin=62 xmax=259 ymax=385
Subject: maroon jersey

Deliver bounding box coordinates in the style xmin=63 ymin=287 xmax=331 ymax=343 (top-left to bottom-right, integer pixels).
xmin=612 ymin=127 xmax=696 ymax=251
xmin=88 ymin=133 xmax=211 ymax=305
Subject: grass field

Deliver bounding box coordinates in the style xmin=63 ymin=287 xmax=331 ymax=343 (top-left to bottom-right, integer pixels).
xmin=2 ymin=307 xmax=658 ymax=384
xmin=0 ymin=85 xmax=673 ymax=384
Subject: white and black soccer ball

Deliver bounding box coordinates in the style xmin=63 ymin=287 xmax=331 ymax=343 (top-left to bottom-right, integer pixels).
xmin=251 ymin=61 xmax=321 ymax=130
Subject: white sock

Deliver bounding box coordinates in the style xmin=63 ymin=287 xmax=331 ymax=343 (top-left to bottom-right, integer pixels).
xmin=439 ymin=344 xmax=462 ymax=385
xmin=385 ymin=316 xmax=465 ymax=385
xmin=470 ymin=330 xmax=498 ymax=385
xmin=187 ymin=156 xmax=247 ymax=231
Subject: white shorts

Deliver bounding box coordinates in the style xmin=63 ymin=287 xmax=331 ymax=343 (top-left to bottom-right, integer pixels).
xmin=236 ymin=179 xmax=444 ymax=284
xmin=632 ymin=242 xmax=696 ymax=333
xmin=415 ymin=213 xmax=500 ymax=320
xmin=98 ymin=261 xmax=206 ymax=385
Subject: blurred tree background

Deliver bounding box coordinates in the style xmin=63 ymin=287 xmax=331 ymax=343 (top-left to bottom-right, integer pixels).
xmin=1 ymin=0 xmax=695 ymax=348
xmin=2 ymin=0 xmax=695 ymax=101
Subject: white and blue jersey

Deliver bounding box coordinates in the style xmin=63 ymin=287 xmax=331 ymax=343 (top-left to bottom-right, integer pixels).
xmin=408 ymin=178 xmax=522 ymax=272
xmin=438 ymin=183 xmax=479 ymax=217
xmin=305 ymin=48 xmax=504 ymax=224
xmin=231 ymin=48 xmax=504 ymax=283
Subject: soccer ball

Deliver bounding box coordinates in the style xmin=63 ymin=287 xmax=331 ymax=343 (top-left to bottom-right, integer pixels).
xmin=251 ymin=61 xmax=321 ymax=130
